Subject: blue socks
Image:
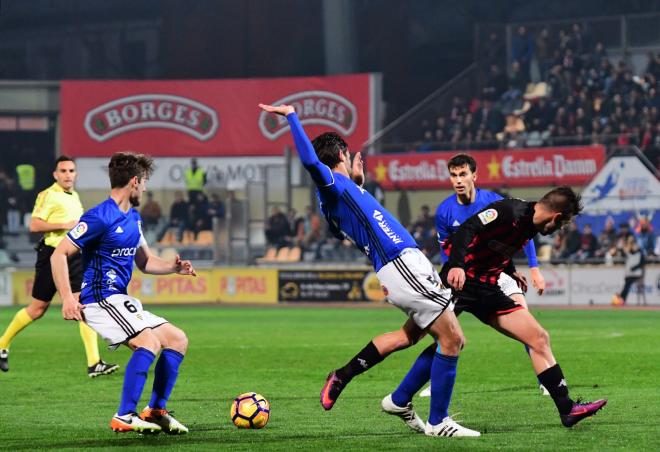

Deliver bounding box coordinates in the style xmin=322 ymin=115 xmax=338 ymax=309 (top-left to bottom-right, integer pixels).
xmin=118 ymin=348 xmax=156 ymax=416
xmin=428 ymin=353 xmax=458 ymax=425
xmin=391 ymin=343 xmax=436 ymax=407
xmin=149 ymin=349 xmax=185 ymax=410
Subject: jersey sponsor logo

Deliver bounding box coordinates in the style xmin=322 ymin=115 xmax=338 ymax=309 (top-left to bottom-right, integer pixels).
xmin=372 ymin=210 xmax=404 ymax=244
xmin=70 ymin=222 xmax=88 ymax=239
xmin=84 ymin=94 xmax=219 ymax=142
xmin=115 ymin=226 xmax=124 ymax=233
xmin=111 ymin=247 xmax=137 ymax=257
xmin=258 ymin=90 xmax=358 ymax=140
xmin=478 ymin=208 xmax=498 ymax=225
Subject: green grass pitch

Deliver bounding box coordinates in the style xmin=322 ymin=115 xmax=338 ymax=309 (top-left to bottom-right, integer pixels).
xmin=0 ymin=305 xmax=659 ymax=451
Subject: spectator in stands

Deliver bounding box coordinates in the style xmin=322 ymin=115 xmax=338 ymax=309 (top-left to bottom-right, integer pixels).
xmin=189 ymin=192 xmax=211 ymax=238
xmin=535 ymin=27 xmax=554 ymax=79
xmin=511 ymin=25 xmax=534 ymax=79
xmin=595 ymin=217 xmax=617 ymax=261
xmin=572 ymin=223 xmax=598 ymax=261
xmin=265 ymin=205 xmax=291 ymax=249
xmin=140 ymin=191 xmax=162 ymax=232
xmin=613 ymin=222 xmax=634 ymax=258
xmin=482 ymin=64 xmax=508 ymax=100
xmin=482 ymin=31 xmax=506 ymax=70
xmin=636 ymin=218 xmax=656 ymax=257
xmin=297 ymin=205 xmax=323 ymax=251
xmin=474 ymin=98 xmax=505 ymax=134
xmin=207 ymin=193 xmax=226 ymax=221
xmin=560 ymin=222 xmax=581 ymax=259
xmin=410 ymin=204 xmax=434 ymax=234
xmin=159 ymin=190 xmax=188 ymax=242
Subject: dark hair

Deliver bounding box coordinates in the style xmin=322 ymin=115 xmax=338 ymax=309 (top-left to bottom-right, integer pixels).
xmin=54 ymin=155 xmax=75 ymax=169
xmin=108 ymin=152 xmax=154 ymax=189
xmin=447 ymin=153 xmax=477 ymax=173
xmin=311 ymin=132 xmax=348 ymax=168
xmin=538 ymin=185 xmax=583 ymax=218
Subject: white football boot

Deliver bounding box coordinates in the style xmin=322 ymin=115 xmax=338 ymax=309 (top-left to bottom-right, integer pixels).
xmin=381 ymin=394 xmax=425 ymax=432
xmin=425 ymin=416 xmax=481 ymax=437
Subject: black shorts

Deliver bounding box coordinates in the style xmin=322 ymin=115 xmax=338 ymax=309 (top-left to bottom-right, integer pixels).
xmin=32 ymin=242 xmax=83 ymax=302
xmin=452 ymin=278 xmax=524 ymax=325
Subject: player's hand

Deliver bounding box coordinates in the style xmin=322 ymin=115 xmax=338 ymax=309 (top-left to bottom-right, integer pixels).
xmin=352 ymin=151 xmax=365 ymax=186
xmin=447 ymin=267 xmax=466 ymax=291
xmin=529 ymin=267 xmax=545 ymax=295
xmin=258 ymin=103 xmax=295 ymax=116
xmin=62 ymin=296 xmax=85 ymax=321
xmin=174 ymin=254 xmax=197 ymax=276
xmin=512 ymin=272 xmax=528 ymax=293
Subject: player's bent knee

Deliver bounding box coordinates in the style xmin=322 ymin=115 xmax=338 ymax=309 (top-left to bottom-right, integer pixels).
xmin=27 ymin=300 xmax=49 ymax=319
xmin=438 ymin=332 xmax=464 ymax=355
xmin=129 ymin=330 xmax=161 ymax=354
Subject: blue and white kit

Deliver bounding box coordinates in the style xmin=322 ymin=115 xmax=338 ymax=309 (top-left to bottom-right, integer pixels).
xmin=67 ymin=198 xmax=166 ymax=348
xmin=288 ymin=112 xmax=450 ymax=328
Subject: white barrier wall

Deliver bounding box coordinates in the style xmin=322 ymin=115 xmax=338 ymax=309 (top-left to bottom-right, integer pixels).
xmin=522 ymin=265 xmax=659 ymax=306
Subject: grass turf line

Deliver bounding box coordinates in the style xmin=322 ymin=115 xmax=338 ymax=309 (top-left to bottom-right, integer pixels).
xmin=0 ymin=306 xmax=658 ymax=451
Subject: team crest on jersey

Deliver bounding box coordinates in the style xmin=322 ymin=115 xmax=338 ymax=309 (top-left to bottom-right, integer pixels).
xmin=70 ymin=222 xmax=88 ymax=239
xmin=478 ymin=209 xmax=498 ymax=225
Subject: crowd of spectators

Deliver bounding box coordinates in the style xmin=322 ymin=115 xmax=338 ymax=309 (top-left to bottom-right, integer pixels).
xmin=153 ymin=190 xmax=225 ymax=244
xmin=413 ymin=23 xmax=660 ymax=171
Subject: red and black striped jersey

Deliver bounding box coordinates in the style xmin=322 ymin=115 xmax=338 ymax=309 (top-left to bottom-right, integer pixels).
xmin=442 ymin=198 xmax=537 ymax=285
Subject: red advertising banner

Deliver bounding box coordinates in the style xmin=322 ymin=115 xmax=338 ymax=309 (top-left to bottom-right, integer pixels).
xmin=60 ymin=74 xmax=374 ymax=157
xmin=368 ymin=146 xmax=606 ymax=189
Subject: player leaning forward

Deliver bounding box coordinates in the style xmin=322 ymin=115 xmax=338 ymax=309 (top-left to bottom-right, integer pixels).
xmin=259 ymin=102 xmax=479 ymax=437
xmin=51 ymin=152 xmax=196 ymax=434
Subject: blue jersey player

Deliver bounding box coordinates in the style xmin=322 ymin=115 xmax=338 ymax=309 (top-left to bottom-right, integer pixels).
xmin=51 ymin=152 xmax=195 ymax=435
xmin=419 ymin=153 xmax=549 ymax=397
xmin=259 ymin=102 xmax=479 ymax=438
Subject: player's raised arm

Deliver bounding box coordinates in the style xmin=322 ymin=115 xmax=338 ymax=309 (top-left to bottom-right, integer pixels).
xmin=51 ymin=238 xmax=83 ymax=320
xmin=258 ymin=103 xmax=334 ymax=187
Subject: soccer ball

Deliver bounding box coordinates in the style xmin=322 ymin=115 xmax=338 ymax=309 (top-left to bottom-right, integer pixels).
xmin=231 ymin=392 xmax=270 ymax=429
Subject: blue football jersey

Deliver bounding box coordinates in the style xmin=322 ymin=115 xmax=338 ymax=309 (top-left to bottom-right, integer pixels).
xmin=316 ymin=172 xmax=417 ymax=271
xmin=435 ymin=189 xmax=503 ymax=244
xmin=435 ymin=189 xmax=538 ymax=267
xmin=67 ymin=198 xmax=144 ymax=305
xmin=287 ymin=112 xmax=417 ymax=271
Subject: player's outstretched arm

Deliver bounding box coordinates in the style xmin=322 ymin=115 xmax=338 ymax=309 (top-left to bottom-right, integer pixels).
xmin=522 ymin=240 xmax=545 ymax=294
xmin=258 ymin=103 xmax=334 ymax=187
xmin=135 ymin=242 xmax=197 ymax=276
xmin=51 ymin=239 xmax=84 ymax=321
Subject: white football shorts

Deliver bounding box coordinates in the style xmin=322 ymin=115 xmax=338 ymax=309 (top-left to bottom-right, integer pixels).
xmin=498 ymin=272 xmax=524 ymax=297
xmin=377 ymin=248 xmax=453 ymax=329
xmin=83 ymin=294 xmax=168 ymax=349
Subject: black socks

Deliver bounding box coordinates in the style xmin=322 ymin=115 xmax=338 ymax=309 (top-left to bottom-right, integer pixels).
xmin=538 ymin=363 xmax=574 ymax=414
xmin=335 ymin=341 xmax=384 ymax=382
